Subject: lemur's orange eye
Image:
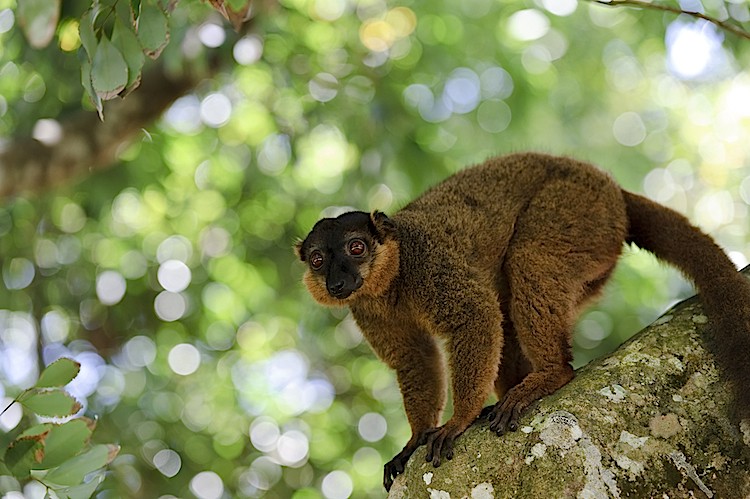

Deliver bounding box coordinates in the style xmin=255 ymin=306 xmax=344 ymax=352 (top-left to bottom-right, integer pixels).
xmin=349 ymin=239 xmax=366 ymax=256
xmin=310 ymin=251 xmax=324 ymax=269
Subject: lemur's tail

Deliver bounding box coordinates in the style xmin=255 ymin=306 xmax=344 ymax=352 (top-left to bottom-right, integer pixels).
xmin=623 ymin=190 xmax=750 ymax=418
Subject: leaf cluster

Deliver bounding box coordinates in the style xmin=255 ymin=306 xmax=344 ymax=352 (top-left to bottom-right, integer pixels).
xmin=75 ymin=0 xmax=168 ymax=117
xmin=1 ymin=359 xmax=119 ymax=499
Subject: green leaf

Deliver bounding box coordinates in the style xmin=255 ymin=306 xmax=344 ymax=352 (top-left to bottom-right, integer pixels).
xmin=20 ymin=389 xmax=82 ymax=418
xmin=115 ymin=0 xmax=136 ymax=25
xmin=5 ymin=433 xmax=46 ymax=478
xmin=37 ymin=358 xmax=81 ymax=388
xmin=44 ymin=444 xmax=120 ymax=487
xmin=16 ymin=0 xmax=60 ymax=48
xmin=52 ymin=473 xmax=104 ymax=499
xmin=91 ymin=35 xmax=128 ymax=100
xmin=111 ymin=16 xmax=145 ymax=94
xmin=14 ymin=420 xmax=91 ymax=470
xmin=78 ymin=49 xmax=103 ymax=119
xmin=19 ymin=423 xmax=54 ymax=438
xmin=137 ymin=3 xmax=170 ymax=59
xmin=38 ymin=419 xmax=94 ymax=469
xmin=78 ymin=8 xmax=97 ymax=60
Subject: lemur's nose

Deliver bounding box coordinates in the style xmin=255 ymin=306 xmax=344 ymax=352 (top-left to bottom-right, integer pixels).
xmin=327 ymin=280 xmax=345 ymax=295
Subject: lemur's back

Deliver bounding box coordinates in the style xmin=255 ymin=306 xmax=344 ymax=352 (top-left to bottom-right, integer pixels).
xmin=393 ymin=152 xmax=626 ymax=268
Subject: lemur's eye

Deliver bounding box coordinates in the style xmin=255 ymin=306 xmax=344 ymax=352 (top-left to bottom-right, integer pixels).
xmin=310 ymin=251 xmax=324 ymax=270
xmin=349 ymin=239 xmax=366 ymax=256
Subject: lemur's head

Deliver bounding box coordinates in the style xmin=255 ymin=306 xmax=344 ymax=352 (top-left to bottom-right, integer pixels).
xmin=295 ymin=211 xmax=399 ymax=306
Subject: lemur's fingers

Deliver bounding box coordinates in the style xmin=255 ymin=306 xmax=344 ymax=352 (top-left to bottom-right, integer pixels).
xmin=424 ymin=421 xmax=465 ymax=467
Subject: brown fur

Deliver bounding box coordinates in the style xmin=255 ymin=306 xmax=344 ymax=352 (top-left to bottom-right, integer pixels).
xmin=296 ymin=152 xmax=750 ymax=491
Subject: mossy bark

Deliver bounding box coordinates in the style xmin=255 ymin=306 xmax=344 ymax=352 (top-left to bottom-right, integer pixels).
xmin=389 ymin=268 xmax=750 ymax=499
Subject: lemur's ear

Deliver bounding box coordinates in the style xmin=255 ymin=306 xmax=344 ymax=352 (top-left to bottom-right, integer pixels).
xmin=369 ymin=211 xmax=396 ymax=241
xmin=293 ymin=239 xmax=305 ymax=261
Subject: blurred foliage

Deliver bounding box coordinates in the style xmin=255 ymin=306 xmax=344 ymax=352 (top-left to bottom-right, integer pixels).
xmin=1 ymin=0 xmax=750 ymax=497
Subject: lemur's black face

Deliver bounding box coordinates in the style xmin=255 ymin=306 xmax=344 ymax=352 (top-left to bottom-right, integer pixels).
xmin=297 ymin=211 xmax=379 ymax=302
xmin=296 ymin=211 xmax=395 ymax=306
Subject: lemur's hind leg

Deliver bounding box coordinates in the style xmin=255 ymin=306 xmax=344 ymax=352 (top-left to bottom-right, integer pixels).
xmin=493 ymin=319 xmax=532 ymax=401
xmin=486 ymin=179 xmax=625 ymax=433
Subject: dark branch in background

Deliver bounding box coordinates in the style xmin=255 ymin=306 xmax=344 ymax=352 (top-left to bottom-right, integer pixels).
xmin=0 ymin=63 xmax=209 ymax=200
xmin=590 ymin=0 xmax=750 ymax=41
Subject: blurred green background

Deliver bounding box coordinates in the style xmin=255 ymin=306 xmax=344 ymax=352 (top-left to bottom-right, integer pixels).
xmin=1 ymin=0 xmax=750 ymax=497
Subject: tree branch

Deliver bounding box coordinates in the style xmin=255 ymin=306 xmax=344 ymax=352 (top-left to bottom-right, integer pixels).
xmin=0 ymin=63 xmax=209 ymax=200
xmin=589 ymin=0 xmax=750 ymax=41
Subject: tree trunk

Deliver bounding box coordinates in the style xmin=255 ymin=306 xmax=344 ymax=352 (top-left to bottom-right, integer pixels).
xmin=0 ymin=63 xmax=206 ymax=199
xmin=389 ymin=267 xmax=750 ymax=498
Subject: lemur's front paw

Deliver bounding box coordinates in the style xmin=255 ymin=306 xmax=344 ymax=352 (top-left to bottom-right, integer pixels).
xmin=383 ymin=454 xmax=408 ymax=491
xmin=383 ymin=429 xmax=434 ymax=491
xmin=424 ymin=420 xmax=467 ymax=467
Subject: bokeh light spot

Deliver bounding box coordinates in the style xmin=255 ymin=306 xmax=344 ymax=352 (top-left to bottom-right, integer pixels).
xmin=246 ymin=456 xmax=282 ymax=491
xmin=164 ymin=95 xmax=202 ymax=134
xmin=309 ymin=73 xmax=339 ymax=103
xmin=168 ymin=343 xmax=201 ymax=376
xmin=97 ymin=365 xmax=126 ymax=406
xmin=124 ymin=336 xmax=157 ymax=368
xmin=190 ymin=471 xmax=224 ymax=499
xmin=40 ymin=309 xmax=70 ymax=343
xmin=0 ymin=398 xmax=22 ymax=431
xmin=157 ymin=235 xmax=193 ymax=264
xmin=322 ymin=470 xmax=353 ymax=499
xmin=276 ymin=430 xmax=309 ymax=465
xmin=666 ymin=20 xmax=725 ymax=80
xmin=353 ymin=447 xmax=381 ymax=476
xmin=357 ymin=412 xmax=387 ymax=442
xmin=541 ymin=0 xmax=577 ymax=16
xmin=200 ymin=93 xmax=232 ymax=128
xmin=120 ymin=250 xmax=148 ymax=279
xmin=3 ymin=258 xmax=35 ymax=290
xmin=359 ymin=7 xmax=415 ymax=52
xmin=154 ymin=291 xmax=187 ymax=322
xmin=154 ymin=449 xmax=182 ymax=477
xmin=612 ymin=112 xmax=646 ymax=146
xmin=200 ymin=227 xmax=231 ymax=258
xmin=507 ymin=9 xmax=549 ymax=41
xmin=258 ymin=134 xmax=291 ymax=176
xmin=295 ymin=125 xmax=356 ymax=194
xmin=477 ymin=100 xmax=512 ymax=133
xmin=0 ymin=9 xmax=14 ymax=34
xmin=234 ymin=36 xmax=263 ymax=65
xmin=480 ymin=66 xmax=513 ymax=100
xmin=32 ymin=118 xmax=62 ymax=145
xmin=96 ymin=270 xmax=127 ymax=306
xmin=158 ymin=260 xmax=192 ymax=293
xmin=313 ymin=0 xmax=347 ymax=21
xmin=250 ymin=417 xmax=280 ymax=452
xmin=443 ymin=68 xmax=480 ymax=114
xmin=198 ymin=23 xmax=226 ymax=48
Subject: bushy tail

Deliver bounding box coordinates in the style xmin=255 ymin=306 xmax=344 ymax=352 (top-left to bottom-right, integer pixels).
xmin=623 ymin=190 xmax=750 ymax=418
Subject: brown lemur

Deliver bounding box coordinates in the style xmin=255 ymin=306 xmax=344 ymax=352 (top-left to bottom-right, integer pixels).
xmin=295 ymin=152 xmax=750 ymax=492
